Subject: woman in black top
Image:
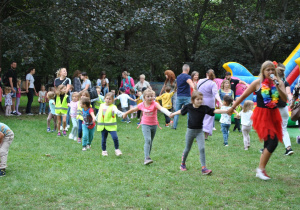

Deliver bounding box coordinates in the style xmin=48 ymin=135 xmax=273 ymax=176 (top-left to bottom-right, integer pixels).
xmin=72 ymin=70 xmax=81 ymax=92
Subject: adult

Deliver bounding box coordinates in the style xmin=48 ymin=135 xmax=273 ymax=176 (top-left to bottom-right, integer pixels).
xmin=225 ymin=72 xmax=248 ymax=98
xmin=54 ymin=68 xmax=72 ymax=91
xmin=80 ymin=72 xmax=91 ymax=92
xmin=0 ymin=67 xmax=4 ymax=113
xmin=6 ymin=62 xmax=18 ymax=115
xmin=219 ymin=79 xmax=234 ymax=101
xmin=25 ymin=67 xmax=38 ymax=115
xmin=172 ymin=64 xmax=195 ymax=130
xmin=228 ymin=61 xmax=287 ymax=180
xmin=97 ymin=71 xmax=109 ymax=91
xmin=72 ymin=70 xmax=81 ymax=92
xmin=134 ymin=74 xmax=152 ymax=92
xmin=276 ymin=63 xmax=294 ymax=155
xmin=190 ymin=71 xmax=199 ymax=95
xmin=197 ymin=69 xmax=223 ymax=139
xmin=159 ymin=70 xmax=177 ymax=111
xmin=120 ymin=71 xmax=135 ymax=94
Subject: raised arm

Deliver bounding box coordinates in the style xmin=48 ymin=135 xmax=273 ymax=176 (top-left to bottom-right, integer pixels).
xmin=123 ymin=106 xmax=139 ymax=119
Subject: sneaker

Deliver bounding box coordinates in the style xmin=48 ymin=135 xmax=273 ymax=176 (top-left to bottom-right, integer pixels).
xmin=115 ymin=149 xmax=122 ymax=156
xmin=0 ymin=169 xmax=6 ymax=177
xmin=202 ymin=167 xmax=212 ymax=175
xmin=43 ymin=112 xmax=46 ymax=115
xmin=12 ymin=111 xmax=18 ymax=116
xmin=180 ymin=164 xmax=187 ymax=171
xmin=213 ymin=127 xmax=216 ymax=130
xmin=296 ymin=136 xmax=300 ymax=144
xmin=102 ymin=151 xmax=108 ymax=156
xmin=86 ymin=145 xmax=91 ymax=149
xmin=63 ymin=130 xmax=67 ymax=136
xmin=144 ymin=157 xmax=153 ymax=165
xmin=27 ymin=113 xmax=34 ymax=116
xmin=73 ymin=136 xmax=78 ymax=141
xmin=127 ymin=120 xmax=131 ymax=124
xmin=17 ymin=112 xmax=22 ymax=115
xmin=165 ymin=123 xmax=170 ymax=127
xmin=68 ymin=133 xmax=74 ymax=140
xmin=82 ymin=147 xmax=87 ymax=151
xmin=77 ymin=138 xmax=82 ymax=144
xmin=57 ymin=132 xmax=62 ymax=137
xmin=244 ymin=147 xmax=248 ymax=151
xmin=224 ymin=144 xmax=228 ymax=147
xmin=171 ymin=127 xmax=176 ymax=130
xmin=260 ymin=148 xmax=264 ymax=153
xmin=137 ymin=122 xmax=140 ymax=125
xmin=256 ymin=168 xmax=271 ymax=180
xmin=285 ymin=148 xmax=294 ymax=156
xmin=39 ymin=112 xmax=41 ymax=115
xmin=52 ymin=129 xmax=56 ymax=132
xmin=121 ymin=119 xmax=126 ymax=122
xmin=47 ymin=128 xmax=51 ymax=132
xmin=67 ymin=125 xmax=70 ymax=129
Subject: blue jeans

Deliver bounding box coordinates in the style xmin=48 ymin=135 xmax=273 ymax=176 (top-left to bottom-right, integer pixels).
xmin=82 ymin=124 xmax=96 ymax=147
xmin=173 ymin=96 xmax=191 ymax=129
xmin=78 ymin=119 xmax=83 ymax=138
xmin=221 ymin=123 xmax=231 ymax=145
xmin=101 ymin=129 xmax=119 ymax=151
xmin=39 ymin=103 xmax=46 ymax=113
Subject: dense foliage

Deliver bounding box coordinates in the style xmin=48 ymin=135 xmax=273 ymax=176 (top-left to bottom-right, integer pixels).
xmin=1 ymin=0 xmax=299 ymax=84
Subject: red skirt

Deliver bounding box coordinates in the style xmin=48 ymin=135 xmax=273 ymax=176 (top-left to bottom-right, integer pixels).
xmin=251 ymin=107 xmax=283 ymax=142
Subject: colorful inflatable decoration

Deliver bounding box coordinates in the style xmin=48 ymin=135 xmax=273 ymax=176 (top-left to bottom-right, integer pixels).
xmin=284 ymin=43 xmax=300 ymax=92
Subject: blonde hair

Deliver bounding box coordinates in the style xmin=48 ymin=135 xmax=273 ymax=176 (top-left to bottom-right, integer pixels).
xmin=4 ymin=86 xmax=11 ymax=94
xmin=191 ymin=91 xmax=203 ymax=103
xmin=140 ymin=74 xmax=145 ymax=79
xmin=72 ymin=92 xmax=80 ymax=101
xmin=56 ymin=67 xmax=66 ymax=78
xmin=242 ymin=100 xmax=254 ymax=112
xmin=80 ymin=90 xmax=90 ymax=98
xmin=105 ymin=92 xmax=115 ymax=100
xmin=47 ymin=91 xmax=55 ymax=99
xmin=143 ymin=89 xmax=155 ymax=98
xmin=55 ymin=85 xmax=66 ymax=95
xmin=259 ymin=61 xmax=277 ymax=82
xmin=221 ymin=79 xmax=230 ymax=90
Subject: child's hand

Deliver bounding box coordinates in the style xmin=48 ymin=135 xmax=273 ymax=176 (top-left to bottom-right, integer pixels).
xmin=227 ymin=107 xmax=234 ymax=115
xmin=122 ymin=114 xmax=127 ymax=119
xmin=169 ymin=113 xmax=174 ymax=118
xmin=0 ymin=132 xmax=4 ymax=145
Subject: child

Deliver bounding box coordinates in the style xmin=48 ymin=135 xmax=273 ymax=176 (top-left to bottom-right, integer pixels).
xmin=16 ymin=79 xmax=26 ymax=115
xmin=97 ymin=92 xmax=124 ymax=156
xmin=233 ymin=97 xmax=242 ymax=132
xmin=111 ymin=90 xmax=116 ymax=104
xmin=94 ymin=86 xmax=105 ymax=115
xmin=38 ymin=85 xmax=47 ymax=115
xmin=55 ymin=85 xmax=70 ymax=137
xmin=2 ymin=87 xmax=13 ymax=116
xmin=68 ymin=92 xmax=80 ymax=141
xmin=123 ymin=89 xmax=172 ymax=165
xmin=219 ymin=95 xmax=235 ymax=146
xmin=81 ymin=97 xmax=96 ymax=151
xmin=155 ymin=85 xmax=175 ymax=127
xmin=240 ymin=100 xmax=254 ymax=150
xmin=47 ymin=91 xmax=57 ymax=132
xmin=115 ymin=87 xmax=136 ymax=123
xmin=129 ymin=88 xmax=137 ymax=119
xmin=136 ymin=87 xmax=147 ymax=125
xmin=101 ymin=79 xmax=109 ymax=96
xmin=170 ymin=91 xmax=228 ymax=174
xmin=77 ymin=91 xmax=90 ymax=144
xmin=0 ymin=122 xmax=14 ymax=177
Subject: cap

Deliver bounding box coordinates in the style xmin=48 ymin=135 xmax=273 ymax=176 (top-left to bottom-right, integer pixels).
xmin=119 ymin=87 xmax=125 ymax=92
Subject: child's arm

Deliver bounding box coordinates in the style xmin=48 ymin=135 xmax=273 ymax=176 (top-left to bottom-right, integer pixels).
xmin=0 ymin=132 xmax=4 ymax=145
xmin=169 ymin=110 xmax=181 ymax=118
xmin=155 ymin=103 xmax=171 ymax=117
xmin=214 ymin=109 xmax=228 ymax=114
xmin=123 ymin=106 xmax=139 ymax=119
xmin=112 ymin=106 xmax=125 ymax=118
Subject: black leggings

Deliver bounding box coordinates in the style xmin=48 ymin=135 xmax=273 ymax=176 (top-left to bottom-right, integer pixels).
xmin=264 ymin=135 xmax=278 ymax=153
xmin=26 ymin=88 xmax=34 ymax=113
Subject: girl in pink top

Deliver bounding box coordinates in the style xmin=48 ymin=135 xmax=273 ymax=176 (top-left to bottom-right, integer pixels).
xmin=123 ymin=89 xmax=172 ymax=165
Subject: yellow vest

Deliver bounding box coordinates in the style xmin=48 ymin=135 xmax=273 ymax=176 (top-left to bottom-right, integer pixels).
xmin=94 ymin=95 xmax=104 ymax=109
xmin=97 ymin=104 xmax=117 ymax=131
xmin=55 ymin=94 xmax=68 ymax=114
xmin=76 ymin=101 xmax=83 ymax=120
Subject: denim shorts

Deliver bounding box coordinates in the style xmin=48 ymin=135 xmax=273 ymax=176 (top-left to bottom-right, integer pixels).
xmin=11 ymin=87 xmax=17 ymax=98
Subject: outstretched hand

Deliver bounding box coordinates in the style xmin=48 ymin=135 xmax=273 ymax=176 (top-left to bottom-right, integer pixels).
xmin=169 ymin=113 xmax=174 ymax=118
xmin=122 ymin=114 xmax=127 ymax=119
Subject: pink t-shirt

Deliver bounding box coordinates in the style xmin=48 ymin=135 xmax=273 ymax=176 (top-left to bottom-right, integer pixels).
xmin=137 ymin=101 xmax=159 ymax=125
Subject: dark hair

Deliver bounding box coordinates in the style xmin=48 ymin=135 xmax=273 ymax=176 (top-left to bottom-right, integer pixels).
xmin=225 ymin=72 xmax=231 ymax=76
xmin=165 ymin=86 xmax=171 ymax=92
xmin=207 ymin=69 xmax=215 ymax=80
xmin=100 ymin=71 xmax=106 ymax=79
xmin=73 ymin=70 xmax=81 ymax=78
xmin=223 ymin=95 xmax=233 ymax=106
xmin=81 ymin=97 xmax=91 ymax=107
xmin=142 ymin=87 xmax=147 ymax=92
xmin=81 ymin=72 xmax=88 ymax=76
xmin=130 ymin=88 xmax=135 ymax=94
xmin=27 ymin=67 xmax=35 ymax=74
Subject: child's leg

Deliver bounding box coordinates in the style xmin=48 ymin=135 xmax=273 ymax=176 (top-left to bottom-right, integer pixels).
xmin=39 ymin=103 xmax=42 ymax=114
xmin=42 ymin=103 xmax=46 ymax=114
xmin=71 ymin=118 xmax=78 ymax=137
xmin=149 ymin=125 xmax=157 ymax=154
xmin=81 ymin=124 xmax=89 ymax=147
xmin=5 ymin=106 xmax=10 ymax=116
xmin=62 ymin=115 xmax=67 ymax=130
xmin=47 ymin=113 xmax=53 ymax=128
xmin=109 ymin=131 xmax=119 ymax=149
xmin=221 ymin=123 xmax=229 ymax=145
xmin=16 ymin=97 xmax=20 ymax=113
xmin=164 ymin=113 xmax=171 ymax=124
xmin=78 ymin=119 xmax=83 ymax=138
xmin=101 ymin=129 xmax=109 ymax=151
xmin=57 ymin=115 xmax=62 ymax=132
xmin=53 ymin=115 xmax=57 ymax=130
xmin=233 ymin=118 xmax=237 ymax=131
xmin=236 ymin=118 xmax=241 ymax=131
xmin=195 ymin=129 xmax=206 ymax=167
xmin=181 ymin=128 xmax=197 ymax=165
xmin=242 ymin=125 xmax=251 ymax=149
xmin=130 ymin=105 xmax=134 ymax=118
xmin=142 ymin=124 xmax=152 ymax=159
xmin=0 ymin=132 xmax=14 ymax=170
xmin=137 ymin=110 xmax=141 ymax=119
xmin=88 ymin=126 xmax=96 ymax=145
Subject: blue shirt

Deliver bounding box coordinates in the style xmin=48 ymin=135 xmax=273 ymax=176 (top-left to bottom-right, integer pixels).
xmin=0 ymin=123 xmax=13 ymax=136
xmin=176 ymin=73 xmax=191 ymax=97
xmin=129 ymin=94 xmax=137 ymax=106
xmin=49 ymin=99 xmax=56 ymax=114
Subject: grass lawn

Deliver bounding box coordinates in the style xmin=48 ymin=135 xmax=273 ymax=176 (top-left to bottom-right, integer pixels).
xmin=0 ymin=100 xmax=300 ymax=209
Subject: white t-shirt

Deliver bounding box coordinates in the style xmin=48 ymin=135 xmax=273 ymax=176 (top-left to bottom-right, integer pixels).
xmin=81 ymin=79 xmax=91 ymax=90
xmin=26 ymin=73 xmax=35 ymax=88
xmin=240 ymin=110 xmax=253 ymax=126
xmin=219 ymin=106 xmax=232 ymax=124
xmin=116 ymin=94 xmax=131 ymax=108
xmin=96 ymin=78 xmax=109 ymax=86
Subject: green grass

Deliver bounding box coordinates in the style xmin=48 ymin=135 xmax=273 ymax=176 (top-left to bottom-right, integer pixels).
xmin=0 ymin=101 xmax=300 ymax=209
